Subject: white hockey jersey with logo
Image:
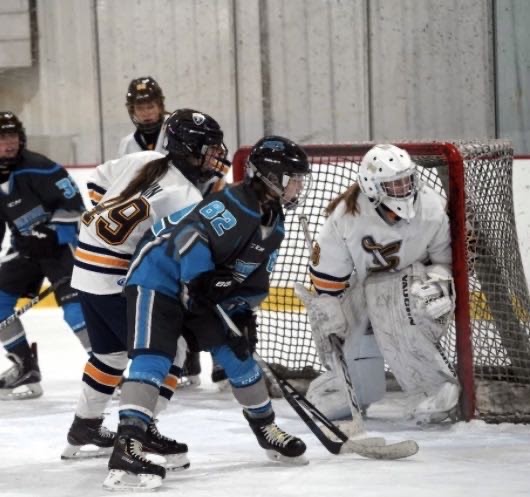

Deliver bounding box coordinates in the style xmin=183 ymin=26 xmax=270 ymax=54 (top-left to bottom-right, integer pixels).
xmin=71 ymin=150 xmax=202 ymax=295
xmin=117 ymin=118 xmax=168 ymax=157
xmin=309 ymin=185 xmax=451 ymax=295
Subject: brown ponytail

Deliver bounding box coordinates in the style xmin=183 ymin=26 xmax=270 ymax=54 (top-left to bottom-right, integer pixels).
xmin=325 ymin=182 xmax=362 ymax=217
xmin=89 ymin=156 xmax=171 ymax=215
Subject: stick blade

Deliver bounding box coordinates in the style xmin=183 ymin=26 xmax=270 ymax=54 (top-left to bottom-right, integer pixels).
xmin=340 ymin=439 xmax=419 ymax=460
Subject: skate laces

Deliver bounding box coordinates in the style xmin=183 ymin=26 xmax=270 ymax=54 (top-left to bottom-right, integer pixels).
xmin=261 ymin=423 xmax=294 ymax=447
xmin=148 ymin=423 xmax=173 ymax=443
xmin=127 ymin=438 xmax=151 ymax=463
xmin=98 ymin=425 xmax=115 ymax=440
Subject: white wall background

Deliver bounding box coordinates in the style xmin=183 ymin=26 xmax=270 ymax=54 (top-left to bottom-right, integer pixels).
xmin=3 ymin=0 xmax=529 ymax=164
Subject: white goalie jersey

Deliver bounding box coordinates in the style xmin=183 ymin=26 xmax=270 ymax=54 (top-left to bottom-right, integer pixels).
xmin=309 ymin=184 xmax=452 ymax=294
xmin=71 ymin=150 xmax=202 ymax=295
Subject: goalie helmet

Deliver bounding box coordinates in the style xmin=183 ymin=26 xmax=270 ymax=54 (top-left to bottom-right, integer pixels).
xmin=246 ymin=136 xmax=312 ymax=210
xmin=125 ymin=76 xmax=165 ymax=133
xmin=164 ymin=108 xmax=227 ymax=182
xmin=358 ymin=144 xmax=418 ymax=221
xmin=0 ymin=111 xmax=26 ymax=168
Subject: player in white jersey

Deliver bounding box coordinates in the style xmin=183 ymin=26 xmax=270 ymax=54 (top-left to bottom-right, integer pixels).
xmin=62 ymin=109 xmax=229 ymax=466
xmin=117 ymin=78 xmax=228 ymax=386
xmin=117 ymin=76 xmax=168 ymax=157
xmin=298 ymin=144 xmax=458 ymax=424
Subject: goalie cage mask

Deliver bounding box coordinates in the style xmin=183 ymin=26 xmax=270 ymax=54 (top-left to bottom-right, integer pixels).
xmin=359 ymin=144 xmax=419 ymax=221
xmin=246 ymin=135 xmax=312 ymax=211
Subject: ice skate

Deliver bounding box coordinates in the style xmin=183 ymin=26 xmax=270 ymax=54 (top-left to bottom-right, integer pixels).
xmin=0 ymin=342 xmax=42 ymax=400
xmin=142 ymin=421 xmax=190 ymax=471
xmin=61 ymin=415 xmax=116 ymax=460
xmin=103 ymin=425 xmax=165 ymax=491
xmin=244 ymin=411 xmax=308 ymax=465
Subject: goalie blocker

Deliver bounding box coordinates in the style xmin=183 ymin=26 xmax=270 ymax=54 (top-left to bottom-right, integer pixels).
xmin=302 ymin=262 xmax=459 ymax=423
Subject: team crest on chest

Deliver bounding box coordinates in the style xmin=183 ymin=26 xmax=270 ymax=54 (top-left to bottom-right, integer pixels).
xmin=311 ymin=242 xmax=321 ymax=266
xmin=362 ymin=236 xmax=401 ymax=272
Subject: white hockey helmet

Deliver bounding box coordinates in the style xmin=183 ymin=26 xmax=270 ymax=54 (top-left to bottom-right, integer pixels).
xmin=358 ymin=144 xmax=419 ymax=220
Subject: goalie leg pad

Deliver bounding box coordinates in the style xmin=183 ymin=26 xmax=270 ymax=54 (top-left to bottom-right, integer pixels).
xmin=364 ymin=267 xmax=459 ymax=418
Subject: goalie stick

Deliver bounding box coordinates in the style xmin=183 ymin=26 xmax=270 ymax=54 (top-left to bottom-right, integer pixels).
xmin=215 ymin=304 xmax=419 ymax=460
xmin=299 ymin=214 xmax=366 ymax=428
xmin=298 ymin=214 xmax=420 ymax=451
xmin=0 ymin=276 xmax=70 ymax=331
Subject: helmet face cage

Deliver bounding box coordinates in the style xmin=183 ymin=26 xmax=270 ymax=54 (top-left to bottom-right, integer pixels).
xmin=126 ymin=77 xmax=165 ymax=133
xmin=359 ymin=144 xmax=419 ymax=220
xmin=164 ymin=109 xmax=226 ymax=180
xmin=246 ymin=136 xmax=312 ymax=210
xmin=0 ymin=112 xmax=26 ymax=167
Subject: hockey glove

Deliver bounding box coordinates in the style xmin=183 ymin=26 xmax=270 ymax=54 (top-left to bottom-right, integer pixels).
xmin=226 ymin=311 xmax=258 ymax=360
xmin=186 ymin=269 xmax=237 ymax=312
xmin=15 ymin=225 xmax=60 ymax=259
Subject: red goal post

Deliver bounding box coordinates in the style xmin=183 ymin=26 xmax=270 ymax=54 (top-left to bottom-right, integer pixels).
xmin=232 ymin=140 xmax=530 ymax=423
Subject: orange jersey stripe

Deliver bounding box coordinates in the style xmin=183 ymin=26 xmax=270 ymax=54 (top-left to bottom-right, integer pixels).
xmin=84 ymin=363 xmax=122 ymax=387
xmin=88 ymin=190 xmax=103 ymax=203
xmin=310 ymin=273 xmax=348 ymax=291
xmin=75 ymin=247 xmax=129 ymax=269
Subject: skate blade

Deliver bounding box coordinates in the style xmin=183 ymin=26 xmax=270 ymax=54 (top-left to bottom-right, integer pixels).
xmin=265 ymin=450 xmax=309 ymax=466
xmin=0 ymin=383 xmax=43 ymax=400
xmin=143 ymin=451 xmax=190 ymax=471
xmin=61 ymin=443 xmax=113 ymax=460
xmin=102 ymin=469 xmax=163 ymax=491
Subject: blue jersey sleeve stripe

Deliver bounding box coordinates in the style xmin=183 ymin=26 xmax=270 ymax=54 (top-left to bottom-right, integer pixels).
xmin=134 ymin=287 xmax=154 ymax=350
xmin=12 ymin=164 xmax=63 ymax=176
xmin=223 ymin=189 xmax=261 ymax=219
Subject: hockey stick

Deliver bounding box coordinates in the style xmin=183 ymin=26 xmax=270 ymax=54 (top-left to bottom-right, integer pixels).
xmin=0 ymin=276 xmax=70 ymax=331
xmin=215 ymin=304 xmax=419 ymax=460
xmin=0 ymin=251 xmax=20 ymax=265
xmin=298 ymin=214 xmax=365 ymax=429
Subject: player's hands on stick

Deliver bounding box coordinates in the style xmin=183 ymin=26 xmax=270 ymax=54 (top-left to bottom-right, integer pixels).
xmin=186 ymin=269 xmax=236 ymax=312
xmin=226 ymin=311 xmax=258 ymax=360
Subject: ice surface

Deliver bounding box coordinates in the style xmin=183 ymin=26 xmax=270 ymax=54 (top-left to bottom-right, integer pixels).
xmin=0 ymin=309 xmax=529 ymax=497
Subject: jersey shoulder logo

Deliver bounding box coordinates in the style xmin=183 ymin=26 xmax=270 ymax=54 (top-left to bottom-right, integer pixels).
xmin=361 ymin=235 xmax=401 ymax=273
xmin=311 ymin=242 xmax=321 ymax=266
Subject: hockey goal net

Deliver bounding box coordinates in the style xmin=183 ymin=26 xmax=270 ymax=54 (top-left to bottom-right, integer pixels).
xmin=232 ymin=140 xmax=530 ymax=423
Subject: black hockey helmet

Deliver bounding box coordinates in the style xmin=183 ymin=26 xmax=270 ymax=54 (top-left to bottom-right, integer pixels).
xmin=246 ymin=136 xmax=312 ymax=210
xmin=164 ymin=108 xmax=227 ymax=182
xmin=125 ymin=76 xmax=165 ymax=133
xmin=0 ymin=111 xmax=26 ymax=168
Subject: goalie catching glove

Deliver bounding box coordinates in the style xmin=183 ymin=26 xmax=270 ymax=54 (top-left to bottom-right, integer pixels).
xmin=410 ymin=264 xmax=454 ymax=320
xmin=410 ymin=263 xmax=455 ymax=342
